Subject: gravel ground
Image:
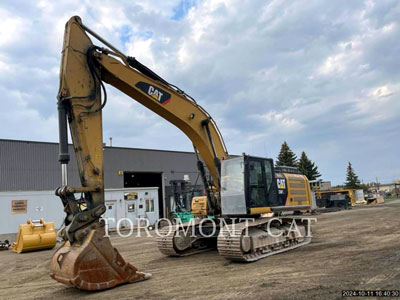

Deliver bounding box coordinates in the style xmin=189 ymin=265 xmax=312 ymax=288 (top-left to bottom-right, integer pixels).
xmin=0 ymin=201 xmax=399 ymax=300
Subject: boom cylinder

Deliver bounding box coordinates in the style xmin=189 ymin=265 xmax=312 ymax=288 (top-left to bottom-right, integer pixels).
xmin=57 ymin=98 xmax=70 ymax=186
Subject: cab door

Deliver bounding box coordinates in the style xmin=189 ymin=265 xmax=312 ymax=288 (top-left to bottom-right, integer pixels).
xmin=245 ymin=156 xmax=274 ymax=213
xmin=245 ymin=157 xmax=274 ymax=210
xmin=247 ymin=159 xmax=267 ymax=208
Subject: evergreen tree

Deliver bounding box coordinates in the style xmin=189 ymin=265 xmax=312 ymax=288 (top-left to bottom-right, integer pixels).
xmin=298 ymin=151 xmax=321 ymax=180
xmin=345 ymin=162 xmax=360 ymax=188
xmin=276 ymin=141 xmax=297 ymax=167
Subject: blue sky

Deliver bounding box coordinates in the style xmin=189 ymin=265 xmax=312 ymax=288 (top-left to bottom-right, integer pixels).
xmin=172 ymin=0 xmax=197 ymax=20
xmin=0 ymin=0 xmax=399 ymax=185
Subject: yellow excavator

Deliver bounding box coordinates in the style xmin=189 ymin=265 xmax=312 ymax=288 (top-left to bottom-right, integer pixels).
xmin=51 ymin=16 xmax=314 ymax=291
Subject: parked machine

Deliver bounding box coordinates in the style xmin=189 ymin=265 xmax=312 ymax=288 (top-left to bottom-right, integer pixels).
xmin=366 ymin=186 xmax=384 ymax=205
xmin=315 ymin=188 xmax=356 ymax=210
xmin=51 ymin=16 xmax=314 ymax=291
xmin=168 ymin=179 xmax=203 ymax=224
xmin=395 ymin=181 xmax=400 ymax=198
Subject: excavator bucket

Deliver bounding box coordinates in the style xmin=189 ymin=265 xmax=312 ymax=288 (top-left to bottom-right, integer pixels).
xmin=12 ymin=218 xmax=56 ymax=253
xmin=50 ymin=227 xmax=151 ymax=291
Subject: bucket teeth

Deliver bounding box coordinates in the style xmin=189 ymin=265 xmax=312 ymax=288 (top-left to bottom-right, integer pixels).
xmin=50 ymin=227 xmax=151 ymax=291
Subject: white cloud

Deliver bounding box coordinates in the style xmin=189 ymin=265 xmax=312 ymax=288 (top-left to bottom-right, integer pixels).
xmin=0 ymin=0 xmax=400 ymax=184
xmin=382 ymin=22 xmax=395 ymax=33
xmin=126 ymin=38 xmax=156 ymax=68
xmin=349 ymin=83 xmax=399 ymax=126
xmin=0 ymin=9 xmax=25 ymax=47
xmin=369 ymin=85 xmax=393 ymax=98
xmin=257 ymin=110 xmax=303 ymax=130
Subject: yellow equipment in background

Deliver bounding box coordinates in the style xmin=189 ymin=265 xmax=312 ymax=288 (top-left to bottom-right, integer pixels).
xmin=12 ymin=218 xmax=56 ymax=253
xmin=315 ymin=188 xmax=357 ymax=207
xmin=191 ymin=196 xmax=209 ymax=216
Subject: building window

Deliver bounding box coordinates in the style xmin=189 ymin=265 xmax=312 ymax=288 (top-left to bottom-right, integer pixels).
xmin=145 ymin=199 xmax=154 ymax=212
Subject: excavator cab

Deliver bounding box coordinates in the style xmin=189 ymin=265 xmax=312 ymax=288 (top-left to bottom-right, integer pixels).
xmin=221 ymin=155 xmax=274 ymax=215
xmin=221 ymin=155 xmax=312 ymax=216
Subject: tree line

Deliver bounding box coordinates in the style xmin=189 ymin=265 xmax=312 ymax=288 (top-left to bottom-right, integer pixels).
xmin=275 ymin=141 xmax=361 ymax=188
xmin=275 ymin=141 xmax=321 ymax=181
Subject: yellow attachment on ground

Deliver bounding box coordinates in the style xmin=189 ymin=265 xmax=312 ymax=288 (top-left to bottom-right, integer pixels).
xmin=367 ymin=196 xmax=384 ymax=205
xmin=12 ymin=218 xmax=56 ymax=253
xmin=191 ymin=196 xmax=208 ymax=216
xmin=355 ymin=199 xmax=367 ymax=205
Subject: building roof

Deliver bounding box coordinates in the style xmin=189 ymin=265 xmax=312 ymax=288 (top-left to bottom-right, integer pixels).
xmin=0 ymin=138 xmax=195 ymax=155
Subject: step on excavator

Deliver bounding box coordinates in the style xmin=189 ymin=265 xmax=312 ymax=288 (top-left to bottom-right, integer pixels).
xmin=51 ymin=16 xmax=314 ymax=291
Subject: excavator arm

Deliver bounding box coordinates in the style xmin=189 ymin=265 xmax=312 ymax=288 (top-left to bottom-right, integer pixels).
xmin=51 ymin=16 xmax=228 ymax=291
xmin=58 ymin=16 xmax=228 ymax=212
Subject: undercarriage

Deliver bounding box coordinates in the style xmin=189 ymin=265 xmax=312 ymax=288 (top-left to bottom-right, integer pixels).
xmin=157 ymin=216 xmax=312 ymax=262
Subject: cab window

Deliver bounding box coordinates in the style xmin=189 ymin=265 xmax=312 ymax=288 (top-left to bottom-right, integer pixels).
xmin=248 ymin=160 xmax=266 ymax=207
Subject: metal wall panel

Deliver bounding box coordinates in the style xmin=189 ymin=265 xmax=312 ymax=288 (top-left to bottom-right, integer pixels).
xmin=0 ymin=190 xmax=65 ymax=234
xmin=0 ymin=139 xmax=201 ymax=191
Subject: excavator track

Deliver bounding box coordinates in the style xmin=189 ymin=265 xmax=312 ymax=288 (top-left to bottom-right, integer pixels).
xmin=157 ymin=225 xmax=179 ymax=256
xmin=218 ymin=217 xmax=311 ymax=262
xmin=157 ymin=222 xmax=217 ymax=256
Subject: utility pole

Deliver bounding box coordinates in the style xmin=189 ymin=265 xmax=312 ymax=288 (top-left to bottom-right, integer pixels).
xmin=376 ymin=177 xmax=380 ymax=193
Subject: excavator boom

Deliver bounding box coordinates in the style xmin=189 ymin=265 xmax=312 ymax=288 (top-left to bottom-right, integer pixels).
xmin=51 ymin=16 xmax=228 ymax=291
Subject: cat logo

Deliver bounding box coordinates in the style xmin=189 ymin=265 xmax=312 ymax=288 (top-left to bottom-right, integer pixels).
xmin=148 ymin=86 xmax=163 ymax=101
xmin=135 ymin=81 xmax=171 ymax=105
xmin=277 ymin=178 xmax=286 ymax=189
